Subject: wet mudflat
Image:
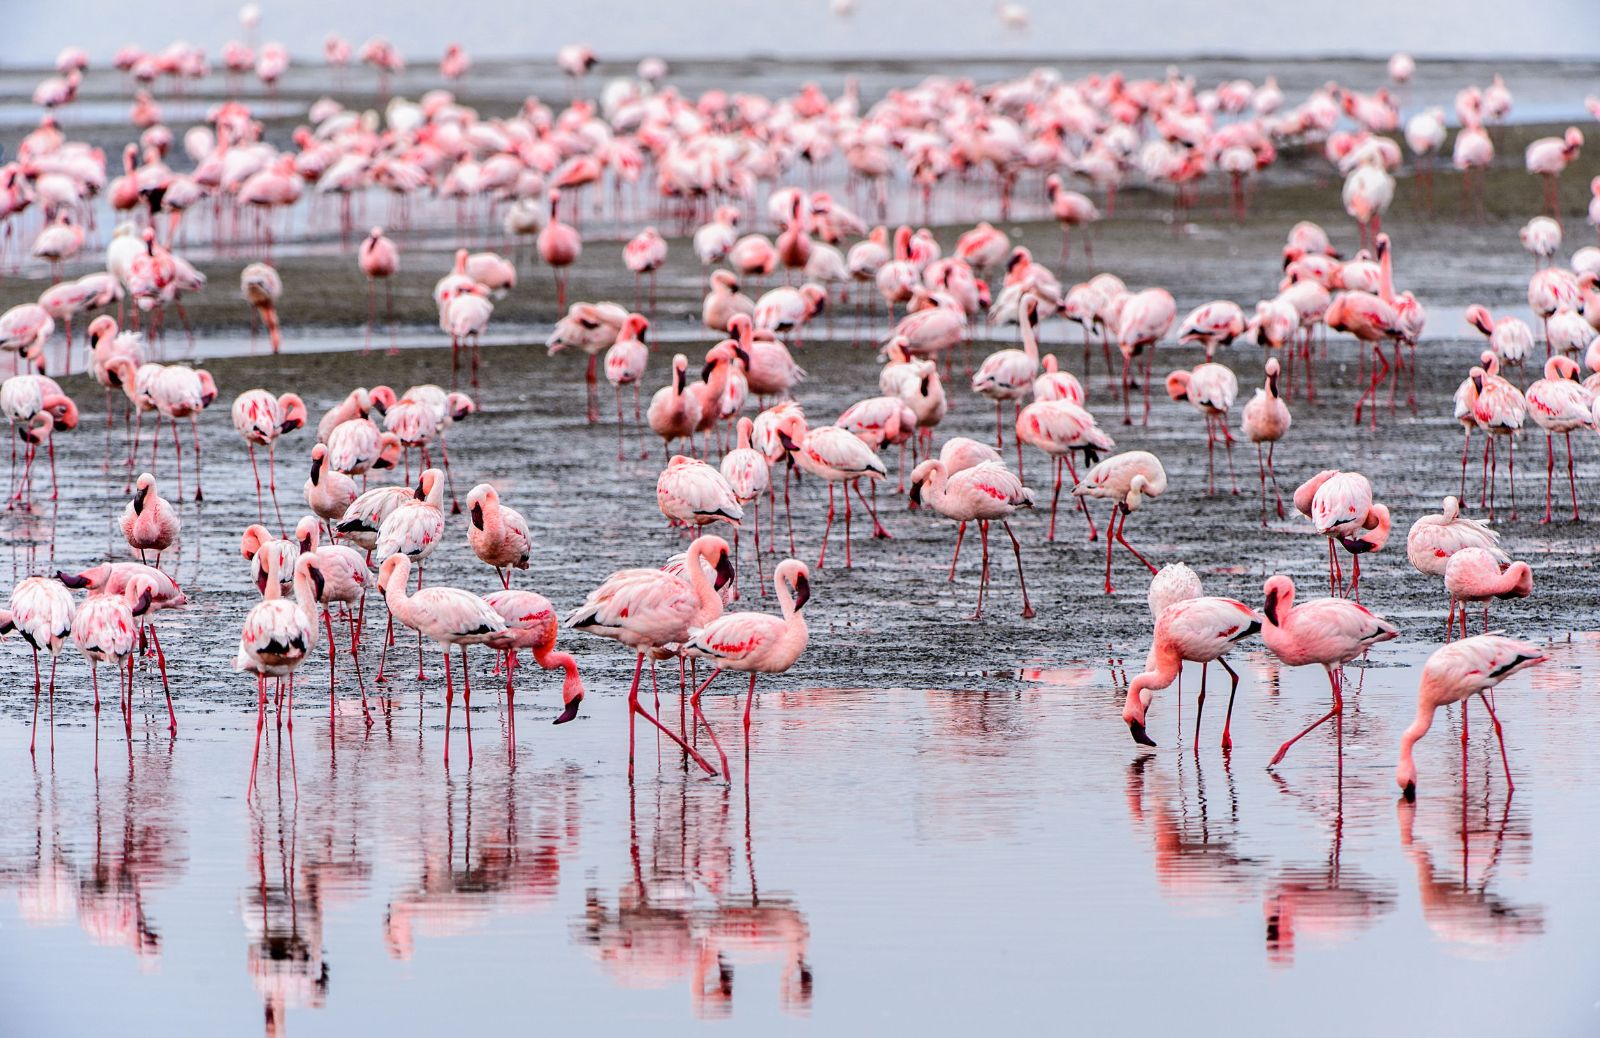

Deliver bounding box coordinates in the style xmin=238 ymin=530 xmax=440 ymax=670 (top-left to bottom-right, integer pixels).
xmin=2 ymin=55 xmax=1600 ymax=1035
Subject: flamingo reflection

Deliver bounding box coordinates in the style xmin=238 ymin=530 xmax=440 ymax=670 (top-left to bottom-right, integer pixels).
xmin=575 ymin=784 xmax=812 ymax=1016
xmin=1262 ymin=772 xmax=1396 ymax=966
xmin=1396 ymin=784 xmax=1543 ymax=956
xmin=384 ymin=763 xmax=582 ymax=957
xmin=244 ymin=797 xmax=328 ymax=1038
xmin=1124 ymin=754 xmax=1259 ymax=915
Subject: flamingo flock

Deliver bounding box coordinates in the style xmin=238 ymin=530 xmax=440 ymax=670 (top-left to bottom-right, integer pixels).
xmin=0 ymin=35 xmax=1590 ymax=816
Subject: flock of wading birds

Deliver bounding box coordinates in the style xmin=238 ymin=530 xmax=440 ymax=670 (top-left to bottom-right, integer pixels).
xmin=3 ymin=41 xmax=1598 ymax=803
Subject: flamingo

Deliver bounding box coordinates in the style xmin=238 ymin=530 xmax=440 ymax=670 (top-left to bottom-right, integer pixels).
xmin=148 ymin=364 xmax=217 ymax=501
xmin=1043 ymin=174 xmax=1099 ymax=266
xmin=910 ymin=460 xmax=1036 ymax=619
xmin=304 ymin=443 xmax=358 ymax=529
xmin=358 ymin=227 xmax=399 ymax=352
xmin=1444 ymin=547 xmax=1533 ymax=641
xmin=1525 ymin=127 xmax=1583 ymax=218
xmin=1115 ymin=289 xmax=1176 ymax=425
xmin=483 ymin=589 xmax=585 ymax=736
xmin=1177 ymin=301 xmax=1246 ymax=362
xmin=603 ymin=314 xmax=650 ymax=458
xmin=1121 ymin=596 xmax=1265 ymax=750
xmin=71 ymin=569 xmax=168 ymax=739
xmin=231 ymin=390 xmax=306 ymax=527
xmin=564 ymin=537 xmax=735 ymax=777
xmin=1472 ymin=360 xmax=1527 ymax=520
xmin=548 ymin=301 xmax=630 ymax=422
xmin=1148 ymin=563 xmax=1202 ymax=619
xmin=657 ymin=455 xmax=744 ymax=531
xmin=120 ymin=472 xmax=180 ymax=567
xmin=774 ymin=410 xmax=888 ymax=569
xmin=647 ymin=354 xmax=703 ymax=459
xmin=1260 ymin=574 xmax=1399 ymax=767
xmin=972 ymin=293 xmax=1043 ymax=471
xmin=240 ymin=263 xmax=283 ymax=354
xmin=537 ymin=188 xmax=583 ymax=308
xmin=623 ymin=226 xmax=667 ymax=312
xmin=56 ymin=562 xmax=184 ymax=706
xmin=378 ymin=555 xmax=507 ymax=765
xmin=682 ymin=559 xmax=812 ymax=779
xmin=1524 ymin=355 xmax=1594 ymax=521
xmin=720 ymin=417 xmax=772 ymax=595
xmin=440 ymin=284 xmax=493 ymax=388
xmin=461 ymin=483 xmax=531 ymax=590
xmin=1014 ymin=399 xmax=1112 ymax=542
xmin=1395 ymin=636 xmax=1547 ymax=799
xmin=1165 ymin=362 xmax=1239 ymax=495
xmin=235 ymin=551 xmax=320 ymax=793
xmin=297 ymin=520 xmax=375 ymax=722
xmin=703 ymin=270 xmax=756 ymax=333
xmin=1240 ymin=358 xmax=1291 ymax=524
xmin=9 ymin=576 xmax=76 ymax=755
xmin=1295 ymin=470 xmax=1386 ymax=598
xmin=1073 ymin=450 xmax=1166 ymax=594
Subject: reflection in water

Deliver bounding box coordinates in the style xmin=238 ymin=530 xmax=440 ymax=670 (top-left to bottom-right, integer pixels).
xmin=245 ymin=797 xmax=328 ymax=1038
xmin=576 ymin=784 xmax=812 ymax=1017
xmin=1125 ymin=754 xmax=1259 ymax=917
xmin=1397 ymin=780 xmax=1545 ymax=957
xmin=384 ymin=762 xmax=582 ymax=957
xmin=1262 ymin=772 xmax=1396 ymax=966
xmin=0 ymin=744 xmax=186 ymax=969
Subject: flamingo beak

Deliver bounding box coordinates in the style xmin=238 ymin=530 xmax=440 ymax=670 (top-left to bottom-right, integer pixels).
xmin=714 ymin=551 xmax=736 ymax=590
xmin=471 ymin=502 xmax=485 ymax=530
xmin=56 ymin=571 xmax=89 ymax=589
xmin=909 ymin=481 xmax=924 ymax=505
xmin=1128 ymin=719 xmax=1157 ymax=747
xmin=777 ymin=430 xmax=798 ymax=452
xmin=132 ymin=588 xmax=154 ymax=617
xmin=1402 ymin=781 xmax=1416 ymax=802
xmin=554 ymin=693 xmax=582 ymax=725
xmin=310 ymin=567 xmax=326 ymax=601
xmin=793 ymin=573 xmax=811 ymax=610
xmin=133 ymin=485 xmax=148 ymax=514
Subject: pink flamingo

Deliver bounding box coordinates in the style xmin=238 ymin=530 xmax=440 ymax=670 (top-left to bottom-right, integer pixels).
xmin=1072 ymin=450 xmax=1166 ymax=594
xmin=1121 ymin=596 xmax=1265 ymax=750
xmin=379 ymin=554 xmax=507 ymax=765
xmin=70 ymin=569 xmax=167 ymax=740
xmin=1444 ymin=547 xmax=1533 ymax=641
xmin=682 ymin=559 xmax=812 ymax=779
xmin=235 ymin=552 xmax=319 ymax=794
xmin=720 ymin=417 xmax=772 ymax=595
xmin=8 ymin=576 xmax=75 ymax=755
xmin=775 ymin=410 xmax=888 ymax=569
xmin=537 ymin=188 xmax=582 ymax=308
xmin=1260 ymin=574 xmax=1399 ymax=767
xmin=1523 ymin=355 xmax=1594 ymax=521
xmin=358 ymin=227 xmax=399 ymax=352
xmin=1472 ymin=359 xmax=1527 ymax=520
xmin=149 ymin=364 xmax=216 ymax=500
xmin=1015 ymin=398 xmax=1112 ymax=542
xmin=1043 ymin=174 xmax=1099 ymax=266
xmin=466 ymin=484 xmax=531 ymax=588
xmin=1115 ymin=288 xmax=1176 ymax=425
xmin=703 ymin=270 xmax=755 ymax=333
xmin=1396 ymin=636 xmax=1547 ymax=799
xmin=483 ymin=589 xmax=585 ymax=739
xmin=603 ymin=314 xmax=650 ymax=457
xmin=1177 ymin=301 xmax=1246 ymax=362
xmin=56 ymin=562 xmax=184 ymax=708
xmin=972 ymin=293 xmax=1043 ymax=469
xmin=910 ymin=460 xmax=1036 ymax=619
xmin=624 ymin=226 xmax=667 ymax=312
xmin=120 ymin=472 xmax=180 ymax=567
xmin=304 ymin=443 xmax=358 ymax=529
xmin=1165 ymin=362 xmax=1239 ymax=495
xmin=1295 ymin=470 xmax=1386 ymax=598
xmin=564 ymin=538 xmax=735 ymax=777
xmin=1524 ymin=127 xmax=1583 ymax=218
xmin=1405 ymin=494 xmax=1508 ymax=620
xmin=240 ymin=263 xmax=283 ymax=354
xmin=658 ymin=455 xmax=744 ymax=531
xmin=440 ymin=283 xmax=493 ymax=388
xmin=231 ymin=389 xmax=306 ymax=527
xmin=1241 ymin=358 xmax=1291 ymax=524
xmin=647 ymin=355 xmax=703 ymax=458
xmin=298 ymin=522 xmax=375 ymax=723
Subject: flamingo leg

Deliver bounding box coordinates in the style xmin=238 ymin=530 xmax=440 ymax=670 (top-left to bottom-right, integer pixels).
xmin=1477 ymin=690 xmax=1515 ymax=792
xmin=1002 ymin=520 xmax=1036 ymax=619
xmin=689 ymin=667 xmax=729 ymax=779
xmin=1268 ymin=666 xmax=1344 ymax=767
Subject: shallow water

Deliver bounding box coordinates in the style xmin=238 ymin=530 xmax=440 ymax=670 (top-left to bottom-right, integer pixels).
xmin=4 ymin=54 xmax=1600 ymax=1034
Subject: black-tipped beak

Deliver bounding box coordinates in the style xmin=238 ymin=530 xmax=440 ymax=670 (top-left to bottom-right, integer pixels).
xmin=793 ymin=573 xmax=811 ymax=610
xmin=919 ymin=374 xmax=931 ymax=395
xmin=133 ymin=486 xmax=148 ymax=514
xmin=715 ymin=551 xmax=736 ymax=589
xmin=554 ymin=694 xmax=582 ymax=724
xmin=734 ymin=345 xmax=750 ymax=368
xmin=370 ymin=397 xmax=388 ymax=416
xmin=1129 ymin=720 xmax=1156 ymax=747
xmin=1402 ymin=782 xmax=1416 ymax=802
xmin=310 ymin=455 xmax=322 ymax=483
xmin=470 ymin=502 xmax=485 ymax=530
xmin=414 ymin=478 xmax=426 ymax=499
xmin=1472 ymin=375 xmax=1484 ymax=393
xmin=777 ymin=430 xmax=798 ymax=452
xmin=909 ymin=481 xmax=923 ymax=505
xmin=701 ymin=360 xmax=716 ymax=382
xmin=132 ymin=588 xmax=154 ymax=617
xmin=310 ymin=567 xmax=326 ymax=601
xmin=56 ymin=570 xmax=89 ymax=589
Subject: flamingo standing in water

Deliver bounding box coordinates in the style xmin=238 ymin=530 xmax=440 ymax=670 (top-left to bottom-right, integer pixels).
xmin=910 ymin=460 xmax=1036 ymax=619
xmin=1443 ymin=547 xmax=1533 ymax=640
xmin=378 ymin=554 xmax=506 ymax=765
xmin=564 ymin=537 xmax=735 ymax=777
xmin=603 ymin=313 xmax=650 ymax=457
xmin=1524 ymin=127 xmax=1583 ymax=218
xmin=1395 ymin=636 xmax=1547 ymax=799
xmin=1014 ymin=398 xmax=1112 ymax=542
xmin=537 ymin=188 xmax=582 ymax=308
xmin=1072 ymin=450 xmax=1166 ymax=594
xmin=358 ymin=227 xmax=399 ymax=352
xmin=548 ymin=300 xmax=630 ymax=423
xmin=235 ymin=552 xmax=319 ymax=794
xmin=1121 ymin=596 xmax=1264 ymax=750
xmin=720 ymin=417 xmax=772 ymax=595
xmin=1165 ymin=362 xmax=1239 ymax=495
xmin=1523 ymin=355 xmax=1594 ymax=521
xmin=1241 ymin=357 xmax=1291 ymax=524
xmin=773 ymin=410 xmax=888 ymax=569
xmin=623 ymin=226 xmax=667 ymax=313
xmin=1260 ymin=574 xmax=1399 ymax=768
xmin=483 ymin=589 xmax=585 ymax=742
xmin=9 ymin=576 xmax=76 ymax=755
xmin=971 ymin=293 xmax=1043 ymax=473
xmin=240 ymin=262 xmax=283 ymax=354
xmin=1115 ymin=289 xmax=1176 ymax=425
xmin=120 ymin=472 xmax=180 ymax=567
xmin=71 ymin=569 xmax=166 ymax=739
xmin=231 ymin=389 xmax=306 ymax=528
xmin=1043 ymin=174 xmax=1099 ymax=267
xmin=1295 ymin=470 xmax=1385 ymax=598
xmin=682 ymin=558 xmax=812 ymax=779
